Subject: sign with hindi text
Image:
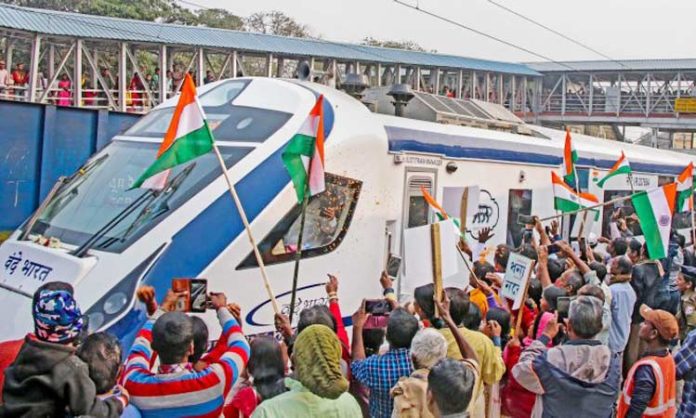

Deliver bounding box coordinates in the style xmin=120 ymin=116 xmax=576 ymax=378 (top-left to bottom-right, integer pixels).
xmin=501 ymin=252 xmax=534 ymax=310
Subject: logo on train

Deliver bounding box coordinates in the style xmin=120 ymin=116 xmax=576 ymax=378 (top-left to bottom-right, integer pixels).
xmin=469 ymin=189 xmax=499 ymax=234
xmin=246 ymin=282 xmax=327 ymax=327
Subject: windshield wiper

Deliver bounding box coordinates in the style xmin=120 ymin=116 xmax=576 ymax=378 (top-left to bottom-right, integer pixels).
xmin=93 ymin=164 xmax=196 ymax=250
xmin=71 ymin=189 xmax=156 ymax=257
xmin=21 ymin=154 xmax=109 ymax=241
xmin=72 ymin=164 xmax=196 ymax=256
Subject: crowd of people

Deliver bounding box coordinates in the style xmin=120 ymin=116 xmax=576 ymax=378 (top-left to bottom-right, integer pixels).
xmin=3 ymin=211 xmax=696 ymax=418
xmin=0 ymin=62 xmax=219 ymax=111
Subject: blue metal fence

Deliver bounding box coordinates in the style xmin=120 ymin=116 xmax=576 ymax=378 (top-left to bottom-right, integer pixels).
xmin=0 ymin=100 xmax=139 ymax=230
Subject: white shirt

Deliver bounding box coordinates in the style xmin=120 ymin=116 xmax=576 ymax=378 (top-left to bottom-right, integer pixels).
xmin=0 ymin=69 xmax=9 ymax=87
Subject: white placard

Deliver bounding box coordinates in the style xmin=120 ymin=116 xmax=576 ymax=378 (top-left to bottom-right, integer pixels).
xmin=501 ymin=252 xmax=534 ymax=310
xmin=403 ymin=219 xmax=461 ymax=292
xmin=570 ymin=210 xmax=597 ymax=239
xmin=442 ymin=186 xmax=480 ymax=229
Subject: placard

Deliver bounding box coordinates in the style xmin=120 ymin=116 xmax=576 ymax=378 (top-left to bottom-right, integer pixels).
xmin=442 ymin=186 xmax=480 ymax=231
xmin=501 ymin=252 xmax=534 ymax=310
xmin=403 ymin=219 xmax=460 ymax=292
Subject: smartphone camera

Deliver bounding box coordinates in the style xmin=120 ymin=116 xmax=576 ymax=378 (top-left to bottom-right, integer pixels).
xmin=386 ymin=254 xmax=402 ymax=278
xmin=364 ymin=299 xmax=393 ymax=316
xmin=172 ymin=278 xmax=208 ymax=313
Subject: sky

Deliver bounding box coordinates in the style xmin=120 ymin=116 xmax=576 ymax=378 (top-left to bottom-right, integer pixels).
xmin=198 ymin=0 xmax=696 ymax=64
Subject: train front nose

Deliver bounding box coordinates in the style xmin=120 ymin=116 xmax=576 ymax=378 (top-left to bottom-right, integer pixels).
xmin=0 ymin=289 xmax=33 ymax=340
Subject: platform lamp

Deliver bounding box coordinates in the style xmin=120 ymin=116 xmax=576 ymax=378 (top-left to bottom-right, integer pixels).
xmin=388 ymin=83 xmax=415 ymax=117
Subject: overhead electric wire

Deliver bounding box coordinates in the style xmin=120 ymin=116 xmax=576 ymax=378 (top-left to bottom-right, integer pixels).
xmin=484 ymin=0 xmax=631 ymax=69
xmin=392 ymin=0 xmax=579 ymax=72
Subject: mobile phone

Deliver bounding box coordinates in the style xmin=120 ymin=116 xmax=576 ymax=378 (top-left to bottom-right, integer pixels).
xmin=171 ymin=278 xmax=209 ymax=312
xmin=386 ymin=254 xmax=402 ymax=278
xmin=518 ymin=214 xmax=535 ymax=225
xmin=364 ymin=299 xmax=393 ymax=316
xmin=556 ymin=296 xmax=572 ymax=320
xmin=547 ymin=244 xmax=560 ymax=254
xmin=189 ymin=279 xmax=208 ymax=313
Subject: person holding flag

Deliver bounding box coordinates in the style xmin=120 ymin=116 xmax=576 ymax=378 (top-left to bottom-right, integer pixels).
xmin=131 ymin=73 xmax=280 ymax=314
xmin=596 ymin=152 xmax=632 ymax=189
xmin=282 ymin=94 xmax=327 ymax=321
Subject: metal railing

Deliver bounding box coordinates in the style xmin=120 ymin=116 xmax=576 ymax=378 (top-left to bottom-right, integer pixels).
xmin=539 ymin=92 xmax=695 ymax=116
xmin=0 ymin=84 xmax=181 ymax=113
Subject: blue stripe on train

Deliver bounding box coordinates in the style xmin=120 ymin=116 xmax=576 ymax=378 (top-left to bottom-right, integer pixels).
xmin=107 ymin=93 xmax=334 ymax=347
xmin=386 ymin=126 xmax=689 ymax=175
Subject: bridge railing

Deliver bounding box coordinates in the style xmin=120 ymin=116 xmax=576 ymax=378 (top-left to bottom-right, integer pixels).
xmin=0 ymin=85 xmax=181 ymax=113
xmin=540 ymin=91 xmax=694 ymax=117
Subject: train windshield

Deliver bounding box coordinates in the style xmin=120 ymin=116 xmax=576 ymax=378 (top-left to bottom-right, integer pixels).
xmin=27 ymin=141 xmax=252 ymax=252
xmin=124 ymin=80 xmax=292 ymax=142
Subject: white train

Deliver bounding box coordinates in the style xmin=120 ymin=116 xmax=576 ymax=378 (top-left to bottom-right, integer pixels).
xmin=0 ymin=77 xmax=693 ymax=346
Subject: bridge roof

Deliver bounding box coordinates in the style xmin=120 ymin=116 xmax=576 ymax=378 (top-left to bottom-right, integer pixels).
xmin=528 ymin=59 xmax=696 ymax=73
xmin=0 ymin=4 xmax=540 ymax=76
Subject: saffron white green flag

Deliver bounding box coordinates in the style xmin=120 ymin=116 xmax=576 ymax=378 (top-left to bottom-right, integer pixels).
xmin=631 ymin=183 xmax=677 ymax=260
xmin=282 ymin=95 xmax=326 ymax=203
xmin=596 ymin=152 xmax=632 ymax=188
xmin=132 ymin=73 xmax=213 ymax=189
xmin=676 ymin=163 xmax=693 ymax=213
xmin=562 ymin=129 xmax=579 ymax=188
xmin=551 ymin=172 xmax=599 ymax=220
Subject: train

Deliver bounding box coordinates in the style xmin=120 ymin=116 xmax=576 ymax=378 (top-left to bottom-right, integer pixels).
xmin=0 ymin=76 xmax=694 ymax=346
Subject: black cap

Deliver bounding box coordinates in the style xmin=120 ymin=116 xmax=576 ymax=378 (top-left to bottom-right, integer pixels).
xmin=681 ymin=265 xmax=696 ymax=282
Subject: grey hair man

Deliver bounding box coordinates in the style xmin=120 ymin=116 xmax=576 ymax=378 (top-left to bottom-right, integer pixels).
xmin=512 ymin=296 xmax=621 ymax=418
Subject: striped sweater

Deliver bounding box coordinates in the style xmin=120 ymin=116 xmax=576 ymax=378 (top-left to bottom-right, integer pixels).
xmin=122 ymin=308 xmax=250 ymax=418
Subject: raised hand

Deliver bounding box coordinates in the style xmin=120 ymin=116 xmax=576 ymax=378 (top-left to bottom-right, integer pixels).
xmin=325 ymin=274 xmax=339 ymax=295
xmin=475 ymin=227 xmax=495 ymax=244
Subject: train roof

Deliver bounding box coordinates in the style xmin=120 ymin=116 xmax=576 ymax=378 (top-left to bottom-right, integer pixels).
xmin=379 ymin=114 xmax=696 ymax=176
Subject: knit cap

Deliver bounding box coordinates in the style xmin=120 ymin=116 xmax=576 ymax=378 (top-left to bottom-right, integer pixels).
xmin=33 ymin=289 xmax=85 ymax=343
xmin=293 ymin=324 xmax=349 ymax=399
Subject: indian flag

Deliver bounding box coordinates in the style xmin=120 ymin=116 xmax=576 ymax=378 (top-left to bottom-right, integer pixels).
xmin=631 ymin=183 xmax=677 ymax=260
xmin=677 ymin=163 xmax=693 ymax=213
xmin=420 ymin=186 xmax=463 ymax=235
xmin=282 ymin=95 xmax=326 ymax=203
xmin=596 ymin=152 xmax=632 ymax=188
xmin=131 ymin=74 xmax=213 ymax=189
xmin=562 ymin=129 xmax=579 ymax=188
xmin=421 ymin=186 xmax=449 ymax=220
xmin=552 ymin=171 xmax=599 ymax=219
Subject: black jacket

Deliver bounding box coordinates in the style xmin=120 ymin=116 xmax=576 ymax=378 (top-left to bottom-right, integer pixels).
xmin=630 ymin=262 xmax=662 ymax=323
xmin=0 ymin=335 xmax=123 ymax=418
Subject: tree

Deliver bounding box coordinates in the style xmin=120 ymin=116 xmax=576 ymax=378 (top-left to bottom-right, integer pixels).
xmin=196 ymin=8 xmax=244 ymax=30
xmin=245 ymin=11 xmax=313 ymax=38
xmin=6 ymin=0 xmax=198 ymax=25
xmin=361 ymin=37 xmax=435 ymax=53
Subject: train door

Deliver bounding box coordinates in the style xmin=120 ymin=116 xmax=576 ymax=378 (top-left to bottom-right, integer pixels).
xmin=397 ymin=169 xmax=436 ymax=295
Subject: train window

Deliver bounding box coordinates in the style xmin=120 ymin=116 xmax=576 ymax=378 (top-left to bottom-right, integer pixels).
xmin=577 ymin=168 xmax=590 ymax=192
xmin=601 ymin=190 xmax=642 ymax=237
xmin=506 ymin=189 xmax=532 ymax=248
xmin=406 ymin=176 xmax=433 ymax=228
xmin=236 ymin=174 xmax=362 ymax=269
xmin=27 ymin=142 xmax=252 ymax=253
xmin=658 ymin=175 xmax=674 ymax=186
xmin=124 ymin=80 xmax=292 ymax=143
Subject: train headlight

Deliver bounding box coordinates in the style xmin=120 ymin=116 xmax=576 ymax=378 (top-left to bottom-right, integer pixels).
xmin=104 ymin=292 xmax=128 ymax=315
xmin=83 ymin=247 xmax=164 ymax=332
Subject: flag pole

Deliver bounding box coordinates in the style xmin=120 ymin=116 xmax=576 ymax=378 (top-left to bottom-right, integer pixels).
xmin=288 ymin=182 xmax=310 ymax=324
xmin=540 ymin=192 xmax=637 ymax=222
xmin=211 ymin=143 xmax=281 ymax=315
